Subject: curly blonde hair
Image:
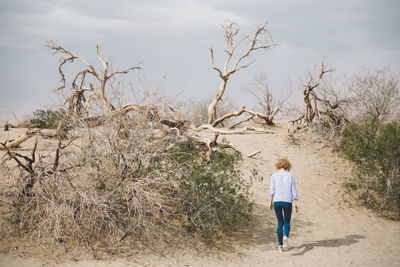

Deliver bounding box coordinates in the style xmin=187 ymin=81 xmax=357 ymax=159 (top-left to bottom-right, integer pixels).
xmin=275 ymin=157 xmax=292 ymax=171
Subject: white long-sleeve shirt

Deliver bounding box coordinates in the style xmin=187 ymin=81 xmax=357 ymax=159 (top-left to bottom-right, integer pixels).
xmin=269 ymin=170 xmax=299 ymax=203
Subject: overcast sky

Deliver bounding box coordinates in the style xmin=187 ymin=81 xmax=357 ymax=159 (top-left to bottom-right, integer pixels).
xmin=1 ymin=0 xmax=399 ymax=121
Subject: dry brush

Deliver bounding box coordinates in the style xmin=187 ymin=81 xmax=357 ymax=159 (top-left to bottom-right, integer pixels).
xmin=0 ymin=42 xmax=256 ymax=255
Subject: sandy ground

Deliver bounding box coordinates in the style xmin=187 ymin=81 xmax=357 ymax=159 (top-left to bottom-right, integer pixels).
xmin=1 ymin=121 xmax=399 ymax=267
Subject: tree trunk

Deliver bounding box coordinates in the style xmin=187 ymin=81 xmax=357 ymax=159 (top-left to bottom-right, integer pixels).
xmin=208 ymin=78 xmax=227 ymax=124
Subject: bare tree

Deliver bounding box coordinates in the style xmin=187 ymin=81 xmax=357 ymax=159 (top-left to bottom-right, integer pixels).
xmin=290 ymin=62 xmax=334 ymax=128
xmin=46 ymin=41 xmax=141 ymax=118
xmin=289 ymin=62 xmax=350 ymax=138
xmin=349 ymin=67 xmax=400 ymax=121
xmin=1 ymin=43 xmax=144 ymax=150
xmin=208 ymin=21 xmax=274 ymax=124
xmin=245 ymin=72 xmax=289 ymax=125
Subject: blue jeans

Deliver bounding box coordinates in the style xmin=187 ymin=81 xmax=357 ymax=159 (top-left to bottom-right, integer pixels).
xmin=273 ymin=201 xmax=292 ymax=245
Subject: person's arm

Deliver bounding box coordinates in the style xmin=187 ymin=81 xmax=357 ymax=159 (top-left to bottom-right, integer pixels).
xmin=291 ymin=174 xmax=300 ymax=213
xmin=294 ymin=199 xmax=300 ymax=213
xmin=269 ymin=175 xmax=275 ymax=210
xmin=270 ymin=197 xmax=274 ymax=210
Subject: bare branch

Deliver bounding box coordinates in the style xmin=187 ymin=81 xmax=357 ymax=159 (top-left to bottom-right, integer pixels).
xmin=207 ymin=22 xmax=275 ymax=124
xmin=168 ymin=106 xmax=181 ymax=121
xmin=108 ymin=66 xmax=141 ymax=80
xmin=213 ymin=107 xmax=279 ymax=127
xmin=210 ymin=47 xmax=224 ymax=78
xmin=53 ymin=138 xmax=62 ymax=171
xmin=47 ymin=41 xmax=141 ymax=118
xmin=227 ymin=23 xmax=274 ymax=76
xmin=229 ymin=115 xmax=255 ymax=129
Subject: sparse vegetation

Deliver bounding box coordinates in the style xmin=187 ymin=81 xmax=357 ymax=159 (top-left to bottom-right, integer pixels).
xmin=340 ymin=118 xmax=400 ymax=219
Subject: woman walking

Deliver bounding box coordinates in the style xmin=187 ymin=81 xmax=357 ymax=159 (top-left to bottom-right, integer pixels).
xmin=269 ymin=157 xmax=300 ymax=253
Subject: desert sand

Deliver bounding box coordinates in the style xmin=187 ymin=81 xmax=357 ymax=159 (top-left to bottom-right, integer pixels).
xmin=1 ymin=121 xmax=399 ymax=267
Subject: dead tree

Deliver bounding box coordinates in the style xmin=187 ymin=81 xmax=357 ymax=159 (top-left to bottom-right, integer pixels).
xmin=46 ymin=41 xmax=141 ymax=134
xmin=289 ymin=62 xmax=350 ymax=136
xmin=208 ymin=21 xmax=274 ymax=124
xmin=289 ymin=62 xmax=334 ymax=128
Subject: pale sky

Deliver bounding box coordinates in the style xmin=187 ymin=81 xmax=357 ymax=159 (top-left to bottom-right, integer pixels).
xmin=1 ymin=0 xmax=400 ymax=121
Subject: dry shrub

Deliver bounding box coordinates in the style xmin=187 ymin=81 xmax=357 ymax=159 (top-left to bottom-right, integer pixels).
xmin=1 ymin=112 xmax=253 ymax=254
xmin=1 ymin=114 xmax=177 ymax=251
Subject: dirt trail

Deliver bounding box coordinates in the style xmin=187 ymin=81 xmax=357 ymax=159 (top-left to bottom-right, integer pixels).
xmin=1 ymin=122 xmax=399 ymax=266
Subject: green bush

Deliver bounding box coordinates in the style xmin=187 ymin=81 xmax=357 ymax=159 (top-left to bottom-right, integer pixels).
xmin=168 ymin=139 xmax=253 ymax=238
xmin=340 ymin=118 xmax=400 ymax=218
xmin=30 ymin=109 xmax=64 ymax=129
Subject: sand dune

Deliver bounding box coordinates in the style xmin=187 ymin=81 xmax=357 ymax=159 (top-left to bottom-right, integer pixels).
xmin=1 ymin=121 xmax=399 ymax=266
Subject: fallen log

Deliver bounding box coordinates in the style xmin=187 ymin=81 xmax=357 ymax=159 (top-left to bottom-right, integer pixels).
xmin=195 ymin=124 xmax=274 ymax=135
xmin=0 ymin=130 xmax=38 ymax=150
xmin=213 ymin=107 xmax=280 ymax=127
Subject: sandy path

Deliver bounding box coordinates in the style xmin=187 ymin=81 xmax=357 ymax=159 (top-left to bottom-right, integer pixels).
xmin=1 ymin=123 xmax=399 ymax=266
xmin=209 ymin=123 xmax=400 ymax=266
